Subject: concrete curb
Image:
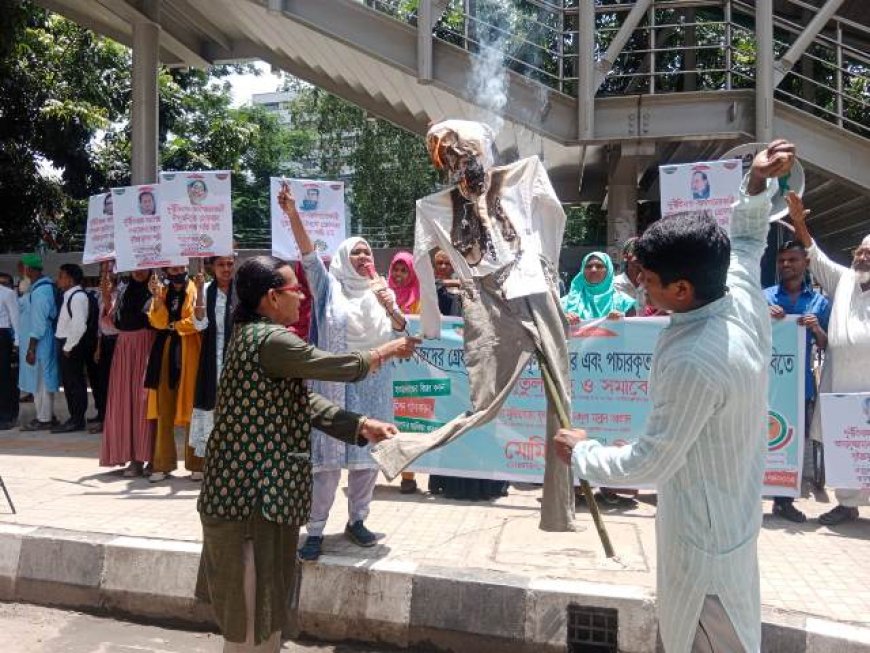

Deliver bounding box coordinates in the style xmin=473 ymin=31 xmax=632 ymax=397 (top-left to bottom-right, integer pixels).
xmin=0 ymin=523 xmax=867 ymax=652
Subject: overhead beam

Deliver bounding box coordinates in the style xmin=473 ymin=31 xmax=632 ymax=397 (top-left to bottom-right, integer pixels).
xmin=774 ymin=0 xmax=845 ymax=86
xmin=95 ymin=0 xmax=212 ymax=67
xmin=594 ymin=0 xmax=653 ymax=91
xmin=232 ymin=41 xmax=429 ymax=136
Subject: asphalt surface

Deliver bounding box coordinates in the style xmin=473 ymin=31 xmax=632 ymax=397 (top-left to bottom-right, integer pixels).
xmin=0 ymin=602 xmax=404 ymax=652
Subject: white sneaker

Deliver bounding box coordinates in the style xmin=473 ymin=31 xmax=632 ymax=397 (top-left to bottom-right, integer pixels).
xmin=148 ymin=472 xmax=167 ymax=483
xmin=189 ymin=471 xmax=203 ymax=481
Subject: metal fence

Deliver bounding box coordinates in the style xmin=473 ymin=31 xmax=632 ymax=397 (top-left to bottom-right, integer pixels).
xmin=366 ymin=0 xmax=869 ymax=139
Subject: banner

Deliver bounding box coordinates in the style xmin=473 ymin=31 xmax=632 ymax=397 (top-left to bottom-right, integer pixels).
xmin=82 ymin=192 xmax=115 ymax=264
xmin=659 ymin=159 xmax=744 ymax=230
xmin=820 ymin=393 xmax=870 ymax=489
xmin=394 ymin=316 xmax=805 ymax=497
xmin=270 ymin=177 xmax=346 ymax=260
xmin=112 ymin=185 xmax=187 ymax=273
xmin=159 ymin=171 xmax=233 ymax=258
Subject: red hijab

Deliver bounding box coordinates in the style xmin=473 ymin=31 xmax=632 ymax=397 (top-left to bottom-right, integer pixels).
xmin=387 ymin=251 xmax=420 ymax=314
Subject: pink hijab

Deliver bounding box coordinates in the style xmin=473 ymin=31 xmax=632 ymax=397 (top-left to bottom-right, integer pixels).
xmin=388 ymin=251 xmax=420 ymax=314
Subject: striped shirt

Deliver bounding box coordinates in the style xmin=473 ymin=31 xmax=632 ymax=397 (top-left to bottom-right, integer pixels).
xmin=572 ymin=183 xmax=772 ymax=652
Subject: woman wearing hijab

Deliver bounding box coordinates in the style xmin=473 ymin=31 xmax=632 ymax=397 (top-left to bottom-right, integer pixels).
xmin=387 ymin=251 xmax=421 ymax=316
xmin=388 ymin=251 xmax=422 ymax=494
xmin=99 ymin=269 xmax=155 ymax=476
xmin=275 ymin=184 xmax=410 ymax=562
xmin=196 ymin=255 xmax=417 ymax=652
xmin=561 ymin=251 xmax=637 ymax=322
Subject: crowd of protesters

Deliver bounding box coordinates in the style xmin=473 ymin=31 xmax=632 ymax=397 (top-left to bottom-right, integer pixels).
xmin=0 ymin=162 xmax=868 ymax=651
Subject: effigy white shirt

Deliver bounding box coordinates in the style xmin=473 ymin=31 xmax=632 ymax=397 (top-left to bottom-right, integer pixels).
xmin=414 ymin=156 xmax=566 ymax=338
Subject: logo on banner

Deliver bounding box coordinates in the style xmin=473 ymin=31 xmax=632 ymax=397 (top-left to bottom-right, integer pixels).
xmin=767 ymin=411 xmax=794 ymax=452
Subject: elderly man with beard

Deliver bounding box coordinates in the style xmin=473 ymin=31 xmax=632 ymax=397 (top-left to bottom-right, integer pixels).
xmin=787 ymin=192 xmax=870 ymax=525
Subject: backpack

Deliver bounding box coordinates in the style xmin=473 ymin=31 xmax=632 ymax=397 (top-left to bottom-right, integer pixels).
xmin=68 ymin=288 xmax=100 ymax=347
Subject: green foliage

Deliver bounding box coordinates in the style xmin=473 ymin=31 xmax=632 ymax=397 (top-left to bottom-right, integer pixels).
xmin=0 ymin=0 xmax=130 ymax=251
xmin=279 ymin=82 xmax=440 ymax=247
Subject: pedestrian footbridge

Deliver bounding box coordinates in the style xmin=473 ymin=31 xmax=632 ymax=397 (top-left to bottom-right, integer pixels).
xmin=38 ymin=0 xmax=870 ymax=258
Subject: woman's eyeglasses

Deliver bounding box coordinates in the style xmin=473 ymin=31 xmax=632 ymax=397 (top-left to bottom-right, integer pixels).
xmin=274 ymin=284 xmax=303 ymax=294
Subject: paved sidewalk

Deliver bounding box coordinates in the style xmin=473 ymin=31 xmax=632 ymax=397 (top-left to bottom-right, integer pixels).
xmin=1 ymin=426 xmax=869 ymax=631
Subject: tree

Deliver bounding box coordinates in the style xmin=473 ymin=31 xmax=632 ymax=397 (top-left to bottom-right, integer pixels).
xmin=280 ymin=82 xmax=440 ymax=248
xmin=0 ymin=0 xmax=130 ymax=251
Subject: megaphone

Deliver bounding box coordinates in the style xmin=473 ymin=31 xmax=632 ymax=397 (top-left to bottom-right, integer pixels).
xmin=720 ymin=143 xmax=805 ymax=223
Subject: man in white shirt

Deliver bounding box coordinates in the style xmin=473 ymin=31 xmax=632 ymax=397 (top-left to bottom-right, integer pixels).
xmin=786 ymin=192 xmax=870 ymax=525
xmin=554 ymin=140 xmax=795 ymax=652
xmin=613 ymin=237 xmax=647 ymax=312
xmin=53 ymin=263 xmax=91 ymax=433
xmin=0 ymin=273 xmax=19 ymax=430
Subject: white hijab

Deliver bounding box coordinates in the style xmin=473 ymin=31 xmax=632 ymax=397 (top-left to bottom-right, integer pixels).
xmin=329 ymin=237 xmax=395 ymax=350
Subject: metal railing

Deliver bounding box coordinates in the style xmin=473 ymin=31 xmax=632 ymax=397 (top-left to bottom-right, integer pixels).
xmin=364 ymin=0 xmax=869 ymax=139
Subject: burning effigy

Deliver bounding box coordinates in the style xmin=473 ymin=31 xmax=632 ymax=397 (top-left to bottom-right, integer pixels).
xmin=371 ymin=119 xmax=578 ymax=532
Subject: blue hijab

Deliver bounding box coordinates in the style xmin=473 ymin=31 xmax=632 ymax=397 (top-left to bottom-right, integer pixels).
xmin=560 ymin=251 xmax=636 ymax=319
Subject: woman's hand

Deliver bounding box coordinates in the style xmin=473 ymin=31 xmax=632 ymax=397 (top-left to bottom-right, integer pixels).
xmin=606 ymin=310 xmax=624 ymax=321
xmin=376 ymin=336 xmax=421 ymax=363
xmin=148 ymin=272 xmax=163 ymax=299
xmin=565 ymin=312 xmax=581 ymax=325
xmin=359 ymin=418 xmax=398 ymax=444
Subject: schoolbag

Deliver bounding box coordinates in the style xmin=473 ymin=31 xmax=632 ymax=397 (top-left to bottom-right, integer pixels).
xmin=68 ymin=288 xmax=100 ymax=346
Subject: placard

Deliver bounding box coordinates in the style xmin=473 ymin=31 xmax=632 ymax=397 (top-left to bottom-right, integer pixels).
xmin=820 ymin=393 xmax=870 ymax=489
xmin=159 ymin=171 xmax=233 ymax=258
xmin=659 ymin=159 xmax=744 ymax=230
xmin=83 ymin=192 xmax=115 ymax=264
xmin=112 ymin=185 xmax=187 ymax=272
xmin=270 ymin=177 xmax=346 ymax=260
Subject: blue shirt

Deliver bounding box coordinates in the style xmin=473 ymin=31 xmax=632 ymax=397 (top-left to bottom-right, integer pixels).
xmin=764 ymin=282 xmax=830 ymax=400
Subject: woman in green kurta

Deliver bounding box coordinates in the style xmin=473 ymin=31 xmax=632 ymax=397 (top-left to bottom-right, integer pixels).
xmin=196 ymin=255 xmax=418 ymax=652
xmin=560 ymin=251 xmax=637 ymax=322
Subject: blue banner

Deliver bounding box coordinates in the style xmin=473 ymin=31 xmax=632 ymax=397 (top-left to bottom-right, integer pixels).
xmin=393 ymin=316 xmax=805 ymax=497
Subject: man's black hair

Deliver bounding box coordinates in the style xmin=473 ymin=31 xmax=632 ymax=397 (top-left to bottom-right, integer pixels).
xmin=59 ymin=263 xmax=84 ymax=286
xmin=0 ymin=273 xmax=12 ymax=289
xmin=778 ymin=240 xmax=807 ymax=255
xmin=635 ymin=211 xmax=730 ymax=305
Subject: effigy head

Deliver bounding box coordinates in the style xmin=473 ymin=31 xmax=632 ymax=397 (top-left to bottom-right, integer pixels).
xmin=426 ymin=120 xmax=496 ymax=196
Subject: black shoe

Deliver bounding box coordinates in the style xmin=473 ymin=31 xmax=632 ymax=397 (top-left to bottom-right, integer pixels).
xmin=87 ymin=416 xmax=103 ymax=425
xmin=772 ymin=502 xmax=807 ymax=523
xmin=400 ymin=478 xmax=418 ymax=494
xmin=298 ymin=536 xmax=323 ymax=561
xmin=50 ymin=420 xmax=86 ymax=434
xmin=819 ymin=505 xmax=860 ymax=526
xmin=345 ymin=520 xmax=377 ymax=547
xmin=21 ymin=418 xmax=53 ymax=432
xmin=0 ymin=420 xmax=14 ymax=431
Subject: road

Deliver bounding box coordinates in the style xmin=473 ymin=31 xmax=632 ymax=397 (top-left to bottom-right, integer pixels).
xmin=0 ymin=603 xmax=402 ymax=652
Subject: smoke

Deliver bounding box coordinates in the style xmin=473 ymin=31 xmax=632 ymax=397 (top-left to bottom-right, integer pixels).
xmin=466 ymin=6 xmax=519 ymax=137
xmin=465 ymin=3 xmax=548 ymax=160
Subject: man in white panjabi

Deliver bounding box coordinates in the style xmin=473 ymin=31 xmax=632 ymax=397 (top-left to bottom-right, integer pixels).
xmin=786 ymin=191 xmax=870 ymax=525
xmin=370 ymin=119 xmax=577 ymax=532
xmin=554 ymin=140 xmax=797 ymax=652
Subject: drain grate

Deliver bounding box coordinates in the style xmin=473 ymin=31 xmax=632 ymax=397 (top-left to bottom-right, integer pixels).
xmin=567 ymin=604 xmax=618 ymax=653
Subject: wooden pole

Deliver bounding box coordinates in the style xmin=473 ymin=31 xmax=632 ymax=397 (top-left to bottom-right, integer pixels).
xmin=538 ymin=354 xmax=616 ymax=559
